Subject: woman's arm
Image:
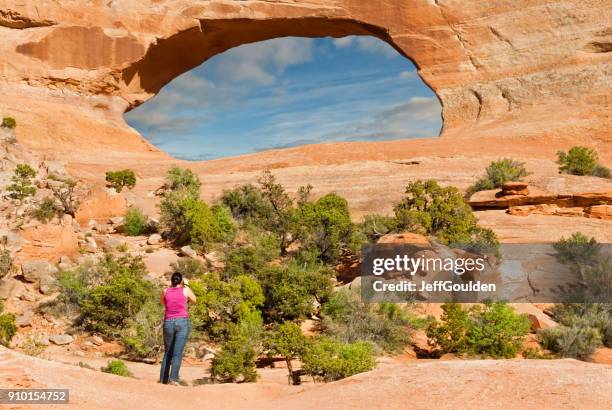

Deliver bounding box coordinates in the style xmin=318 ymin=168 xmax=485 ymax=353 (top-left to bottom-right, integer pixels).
xmin=183 ymin=286 xmax=197 ymax=304
xmin=160 ymin=288 xmax=166 ymax=305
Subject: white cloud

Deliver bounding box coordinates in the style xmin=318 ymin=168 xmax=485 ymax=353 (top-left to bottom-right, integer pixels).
xmin=333 ymin=36 xmax=398 ymax=58
xmin=400 ymin=70 xmax=416 ymax=80
xmin=333 ymin=37 xmax=354 ymax=48
xmin=215 ymin=37 xmax=315 ymax=85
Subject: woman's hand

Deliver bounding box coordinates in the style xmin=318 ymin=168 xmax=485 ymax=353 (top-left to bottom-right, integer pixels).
xmin=183 ymin=278 xmax=190 ymax=287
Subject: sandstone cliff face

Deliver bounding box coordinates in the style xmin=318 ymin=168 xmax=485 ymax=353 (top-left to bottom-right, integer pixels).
xmin=0 ymin=0 xmax=610 ymax=161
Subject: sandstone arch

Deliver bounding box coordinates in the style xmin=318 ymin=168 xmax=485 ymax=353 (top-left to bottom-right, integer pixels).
xmin=0 ymin=1 xmax=609 ymax=162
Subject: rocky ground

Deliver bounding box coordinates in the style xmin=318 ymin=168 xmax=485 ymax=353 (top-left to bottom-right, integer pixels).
xmin=1 ymin=346 xmax=611 ymax=410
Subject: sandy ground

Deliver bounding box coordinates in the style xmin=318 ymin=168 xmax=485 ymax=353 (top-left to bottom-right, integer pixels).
xmin=1 ymin=347 xmax=611 ymax=410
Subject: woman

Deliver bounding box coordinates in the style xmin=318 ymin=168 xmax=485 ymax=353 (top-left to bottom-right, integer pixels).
xmin=159 ymin=271 xmax=197 ymax=385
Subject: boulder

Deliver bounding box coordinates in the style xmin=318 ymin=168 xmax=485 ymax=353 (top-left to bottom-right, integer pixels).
xmin=50 ymin=334 xmax=74 ymax=345
xmin=75 ymin=185 xmax=128 ymax=225
xmin=91 ymin=335 xmax=104 ymax=346
xmin=501 ymin=181 xmax=529 ymax=196
xmin=204 ymin=251 xmax=224 ymax=269
xmin=21 ymin=260 xmax=58 ymax=283
xmin=147 ymin=234 xmax=162 ymax=245
xmin=180 ymin=246 xmax=198 ymax=259
xmin=19 ymin=223 xmax=80 ymax=261
xmin=39 ymin=273 xmax=58 ymax=294
xmin=15 ymin=311 xmax=33 ymax=328
xmin=101 ymin=237 xmax=126 ymax=252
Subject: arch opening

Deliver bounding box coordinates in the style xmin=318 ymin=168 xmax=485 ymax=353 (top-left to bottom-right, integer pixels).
xmin=125 ymin=32 xmax=442 ymax=160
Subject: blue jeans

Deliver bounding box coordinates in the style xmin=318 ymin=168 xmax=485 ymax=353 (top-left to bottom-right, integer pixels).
xmin=160 ymin=317 xmax=190 ymax=384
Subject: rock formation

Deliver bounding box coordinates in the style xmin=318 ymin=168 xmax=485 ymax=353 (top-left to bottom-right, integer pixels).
xmin=0 ymin=0 xmax=610 ymax=162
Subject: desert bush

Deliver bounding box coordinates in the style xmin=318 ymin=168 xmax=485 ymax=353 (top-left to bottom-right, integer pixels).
xmin=295 ymin=193 xmax=354 ymax=263
xmin=221 ymin=184 xmax=272 ymax=222
xmin=0 ymin=249 xmax=13 ymax=280
xmin=590 ymin=164 xmax=611 ymax=179
xmin=170 ymin=258 xmax=207 ymax=279
xmin=211 ymin=334 xmax=258 ymax=383
xmin=394 ymin=179 xmax=499 ymax=254
xmin=1 ymin=117 xmax=16 ymax=129
xmin=121 ymin=299 xmax=164 ymax=360
xmin=47 ymin=174 xmax=79 ymax=217
xmin=300 ymin=337 xmax=375 ymax=382
xmin=8 ymin=164 xmax=36 ymax=202
xmin=357 ymin=214 xmax=397 ymax=243
xmin=70 ymin=255 xmax=156 ymax=336
xmin=427 ymin=302 xmax=530 ymax=358
xmin=539 ymin=326 xmax=601 ymax=360
xmin=223 ymin=227 xmax=280 ymax=279
xmin=164 ymin=166 xmax=201 ymax=195
xmin=0 ymin=301 xmax=17 ymax=347
xmin=210 ymin=312 xmax=263 ymax=383
xmin=101 ymin=359 xmax=132 ymax=377
xmin=320 ymin=289 xmax=413 ymax=354
xmin=553 ymin=232 xmax=600 ymax=265
xmin=466 ymin=158 xmax=530 ymax=197
xmin=556 ymin=146 xmax=599 ymax=176
xmin=159 ymin=191 xmax=235 ymax=252
xmin=21 ymin=335 xmax=47 ymax=357
xmin=257 ymin=262 xmax=332 ymax=323
xmin=539 ymin=303 xmax=611 ymax=359
xmin=189 ymin=273 xmax=264 ymax=341
xmin=32 ymin=197 xmax=60 ymax=223
xmin=123 ymin=207 xmax=150 ymax=236
xmin=105 ymin=169 xmax=136 ymax=193
xmin=263 ymin=321 xmax=307 ymax=382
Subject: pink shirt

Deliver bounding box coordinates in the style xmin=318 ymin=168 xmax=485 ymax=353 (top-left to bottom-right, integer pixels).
xmin=164 ymin=287 xmax=189 ymax=320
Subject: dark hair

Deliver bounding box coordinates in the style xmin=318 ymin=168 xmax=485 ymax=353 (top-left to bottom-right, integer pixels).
xmin=171 ymin=272 xmax=183 ymax=287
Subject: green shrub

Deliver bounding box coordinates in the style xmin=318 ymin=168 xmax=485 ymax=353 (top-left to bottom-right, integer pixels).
xmin=464 ymin=303 xmax=531 ymax=358
xmin=32 ymin=197 xmax=59 ymax=223
xmin=393 ymin=180 xmax=499 ymax=253
xmin=357 ymin=214 xmax=397 ymax=243
xmin=257 ymin=263 xmax=332 ymax=323
xmin=1 ymin=117 xmax=16 ymax=129
xmin=164 ymin=166 xmax=201 ymax=195
xmin=466 ymin=158 xmax=530 ymax=197
xmin=320 ymin=289 xmax=413 ymax=354
xmin=101 ymin=359 xmax=132 ymax=377
xmin=47 ymin=174 xmax=79 ymax=217
xmin=263 ymin=322 xmax=307 ymax=382
xmin=539 ymin=326 xmax=601 ymax=360
xmin=590 ymin=164 xmax=611 ymax=179
xmin=540 ymin=303 xmax=612 ymax=358
xmin=189 ymin=273 xmax=264 ymax=341
xmin=170 ymin=258 xmax=207 ymax=279
xmin=556 ymin=146 xmax=598 ymax=176
xmin=8 ymin=164 xmax=36 ymax=202
xmin=0 ymin=249 xmax=13 ymax=280
xmin=121 ymin=299 xmax=164 ymax=360
xmin=210 ymin=312 xmax=263 ymax=383
xmin=159 ymin=191 xmax=235 ymax=252
xmin=223 ymin=227 xmax=280 ymax=279
xmin=427 ymin=302 xmax=530 ymax=358
xmin=105 ymin=169 xmax=136 ymax=193
xmin=295 ymin=193 xmax=354 ymax=263
xmin=76 ymin=255 xmax=156 ymax=336
xmin=211 ymin=334 xmax=258 ymax=383
xmin=0 ymin=300 xmax=17 ymax=347
xmin=553 ymin=232 xmax=600 ymax=266
xmin=221 ymin=184 xmax=272 ymax=222
xmin=124 ymin=207 xmax=149 ymax=236
xmin=301 ymin=337 xmax=375 ymax=382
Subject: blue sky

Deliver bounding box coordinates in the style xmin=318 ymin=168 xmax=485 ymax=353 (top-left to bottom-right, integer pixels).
xmin=125 ymin=36 xmax=442 ymax=160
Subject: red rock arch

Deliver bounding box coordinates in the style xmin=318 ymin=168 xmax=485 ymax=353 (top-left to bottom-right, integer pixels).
xmin=0 ymin=1 xmax=609 ymax=161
